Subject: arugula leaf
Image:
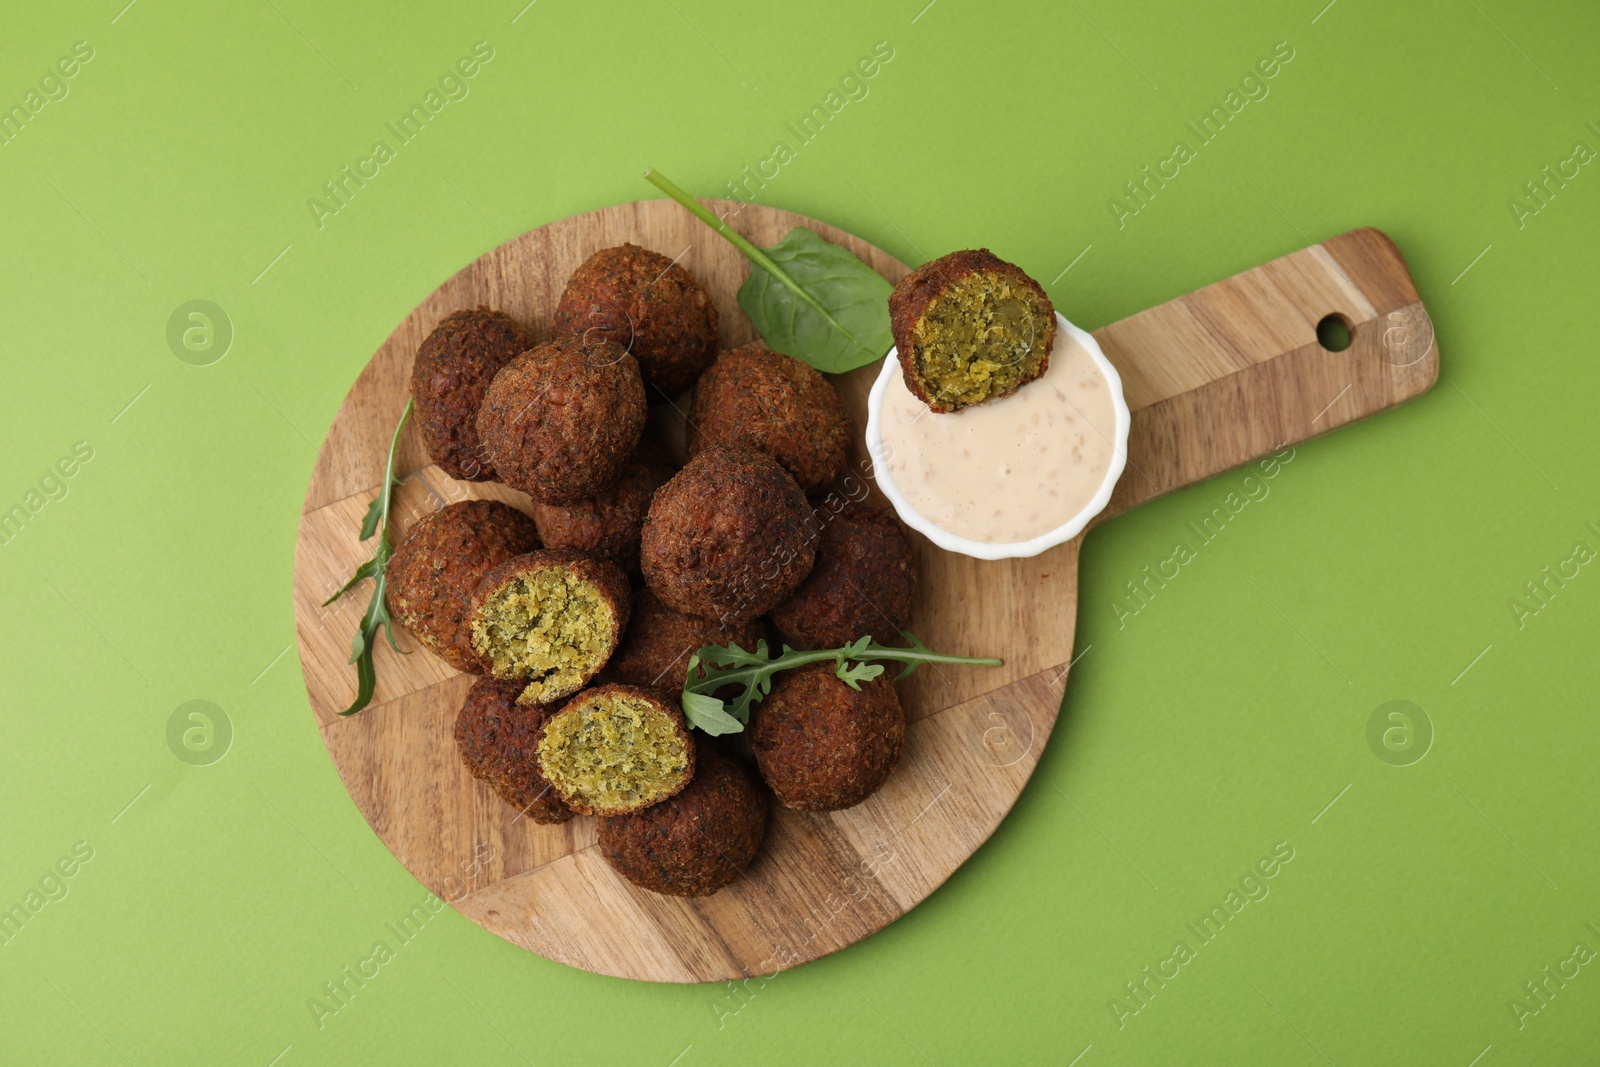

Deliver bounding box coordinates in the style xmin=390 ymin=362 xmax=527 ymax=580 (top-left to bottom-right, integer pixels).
xmin=679 ymin=633 xmax=1001 ymax=734
xmin=644 ymin=169 xmax=896 ymax=374
xmin=682 ymin=690 xmax=745 ymax=736
xmin=323 ymin=555 xmax=378 ymax=606
xmin=836 ymin=660 xmax=885 ymax=690
xmin=697 ymin=639 xmax=772 ymax=670
xmin=324 ymin=398 xmax=413 ymax=716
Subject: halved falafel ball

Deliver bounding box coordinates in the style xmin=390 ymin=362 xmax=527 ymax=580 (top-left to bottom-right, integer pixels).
xmin=769 ymin=504 xmax=917 ymax=650
xmin=599 ymin=739 xmax=769 ymax=897
xmin=468 ymin=549 xmax=631 ymax=705
xmin=606 ymin=587 xmax=766 ymax=690
xmin=476 ymin=335 xmax=648 ymax=505
xmin=552 ymin=243 xmax=719 ymax=400
xmin=888 ymin=249 xmax=1057 ymax=413
xmin=454 ymin=676 xmax=574 ymax=824
xmin=410 ymin=307 xmax=537 ymax=481
xmin=531 ymin=443 xmax=675 ymax=577
xmin=751 ymin=662 xmax=905 ymax=811
xmin=640 ymin=445 xmax=817 ymax=625
xmin=537 ymin=683 xmax=695 ymax=815
xmin=686 ymin=343 xmax=852 ymax=495
xmin=386 ymin=500 xmax=540 ymax=673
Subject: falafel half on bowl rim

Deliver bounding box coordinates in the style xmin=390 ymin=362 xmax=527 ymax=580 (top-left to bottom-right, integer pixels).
xmin=867 ymin=310 xmax=1130 ymax=561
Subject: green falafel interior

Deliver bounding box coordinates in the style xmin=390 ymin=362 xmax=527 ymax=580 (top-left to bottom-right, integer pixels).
xmin=680 ymin=634 xmax=1002 ymax=736
xmin=538 ymin=690 xmax=691 ymax=814
xmin=471 ymin=568 xmax=617 ymax=704
xmin=906 ymin=271 xmax=1054 ymax=410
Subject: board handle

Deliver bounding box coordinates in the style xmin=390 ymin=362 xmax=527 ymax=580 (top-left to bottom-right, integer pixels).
xmin=1089 ymin=228 xmax=1438 ymax=525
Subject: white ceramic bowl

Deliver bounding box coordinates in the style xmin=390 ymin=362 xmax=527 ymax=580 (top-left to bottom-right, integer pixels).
xmin=865 ymin=312 xmax=1131 ymax=560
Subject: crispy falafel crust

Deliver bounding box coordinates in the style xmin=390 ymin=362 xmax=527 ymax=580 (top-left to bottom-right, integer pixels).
xmin=599 ymin=739 xmax=769 ymax=897
xmin=536 ymin=684 xmax=695 ymax=816
xmin=467 ymin=548 xmax=631 ymax=704
xmin=531 ymin=444 xmax=675 ymax=577
xmin=751 ymin=662 xmax=905 ymax=812
xmin=888 ymin=248 xmax=1056 ymax=413
xmin=769 ymin=504 xmax=917 ymax=650
xmin=410 ymin=307 xmax=537 ymax=481
xmin=476 ymin=334 xmax=648 ymax=505
xmin=386 ymin=500 xmax=540 ymax=674
xmin=454 ymin=677 xmax=574 ymax=824
xmin=686 ymin=343 xmax=852 ymax=495
xmin=639 ymin=444 xmax=817 ymax=625
xmin=605 ymin=587 xmax=766 ymax=690
xmin=552 ymin=243 xmax=719 ymax=400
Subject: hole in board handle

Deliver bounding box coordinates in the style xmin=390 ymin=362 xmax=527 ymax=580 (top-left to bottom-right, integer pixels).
xmin=1316 ymin=313 xmax=1354 ymax=352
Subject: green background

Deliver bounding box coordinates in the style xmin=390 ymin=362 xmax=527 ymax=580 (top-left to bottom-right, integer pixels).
xmin=2 ymin=0 xmax=1596 ymax=1062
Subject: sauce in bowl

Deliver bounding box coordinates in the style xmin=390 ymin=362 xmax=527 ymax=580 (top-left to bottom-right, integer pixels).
xmin=869 ymin=318 xmax=1127 ymax=554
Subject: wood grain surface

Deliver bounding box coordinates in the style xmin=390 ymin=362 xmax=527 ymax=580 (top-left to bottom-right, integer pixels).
xmin=292 ymin=201 xmax=1437 ymax=982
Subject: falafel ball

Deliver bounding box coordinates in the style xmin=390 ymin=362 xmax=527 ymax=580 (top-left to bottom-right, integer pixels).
xmin=552 ymin=243 xmax=719 ymax=400
xmin=531 ymin=443 xmax=675 ymax=577
xmin=606 ymin=587 xmax=767 ymax=690
xmin=468 ymin=549 xmax=631 ymax=705
xmin=640 ymin=444 xmax=817 ymax=625
xmin=386 ymin=500 xmax=540 ymax=673
xmin=537 ymin=683 xmax=695 ymax=815
xmin=769 ymin=504 xmax=917 ymax=650
xmin=476 ymin=334 xmax=648 ymax=505
xmin=599 ymin=739 xmax=769 ymax=896
xmin=686 ymin=343 xmax=852 ymax=495
xmin=751 ymin=662 xmax=905 ymax=811
xmin=454 ymin=676 xmax=573 ymax=824
xmin=888 ymin=249 xmax=1056 ymax=413
xmin=410 ymin=307 xmax=537 ymax=481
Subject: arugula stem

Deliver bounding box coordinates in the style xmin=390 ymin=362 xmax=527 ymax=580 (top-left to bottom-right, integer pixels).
xmin=680 ymin=635 xmax=1003 ymax=734
xmin=685 ymin=645 xmax=999 ymax=693
xmin=643 ymin=168 xmax=872 ymax=354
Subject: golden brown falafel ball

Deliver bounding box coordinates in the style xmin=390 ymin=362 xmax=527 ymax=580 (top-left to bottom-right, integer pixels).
xmin=640 ymin=445 xmax=817 ymax=625
xmin=386 ymin=500 xmax=540 ymax=673
xmin=769 ymin=504 xmax=917 ymax=650
xmin=531 ymin=443 xmax=675 ymax=577
xmin=537 ymin=684 xmax=695 ymax=815
xmin=686 ymin=343 xmax=852 ymax=495
xmin=476 ymin=335 xmax=648 ymax=505
xmin=454 ymin=676 xmax=574 ymax=824
xmin=606 ymin=587 xmax=766 ymax=690
xmin=889 ymin=249 xmax=1056 ymax=413
xmin=599 ymin=739 xmax=769 ymax=896
xmin=751 ymin=662 xmax=905 ymax=811
xmin=410 ymin=307 xmax=537 ymax=481
xmin=552 ymin=243 xmax=719 ymax=401
xmin=468 ymin=549 xmax=631 ymax=705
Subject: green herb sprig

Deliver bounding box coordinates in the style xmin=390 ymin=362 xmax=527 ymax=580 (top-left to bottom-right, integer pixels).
xmin=681 ymin=634 xmax=1002 ymax=736
xmin=324 ymin=398 xmax=413 ymax=715
xmin=644 ymin=169 xmax=895 ymax=374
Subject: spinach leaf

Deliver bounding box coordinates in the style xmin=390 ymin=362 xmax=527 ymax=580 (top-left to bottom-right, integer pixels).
xmin=737 ymin=226 xmax=894 ymax=373
xmin=645 ymin=169 xmax=895 ymax=374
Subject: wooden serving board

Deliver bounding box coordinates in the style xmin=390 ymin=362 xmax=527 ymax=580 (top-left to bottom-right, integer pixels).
xmin=292 ymin=201 xmax=1437 ymax=983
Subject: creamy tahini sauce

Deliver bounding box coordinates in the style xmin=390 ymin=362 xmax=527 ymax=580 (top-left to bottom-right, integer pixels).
xmin=879 ymin=332 xmax=1117 ymax=544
